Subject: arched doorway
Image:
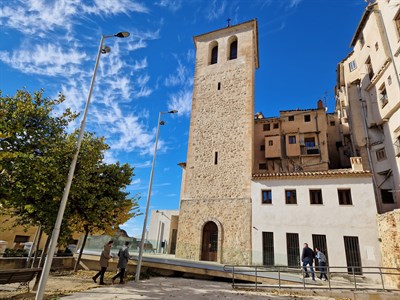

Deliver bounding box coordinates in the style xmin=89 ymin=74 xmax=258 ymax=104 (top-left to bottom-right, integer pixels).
xmin=201 ymin=221 xmax=218 ymax=261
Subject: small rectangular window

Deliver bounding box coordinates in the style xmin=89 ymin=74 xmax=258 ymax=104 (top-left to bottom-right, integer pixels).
xmin=261 ymin=190 xmax=272 ymax=204
xmin=349 ymin=60 xmax=357 ymax=72
xmin=388 ymin=75 xmax=392 ymax=85
xmin=338 ymin=189 xmax=352 ymax=205
xmin=14 ymin=235 xmax=29 ymax=243
xmin=310 ymin=189 xmax=323 ymax=205
xmin=260 ymin=145 xmax=265 ymax=151
xmin=273 ymin=123 xmax=279 ymax=129
xmin=375 ymin=42 xmax=379 ymax=51
xmin=288 ymin=136 xmax=296 ymax=144
xmin=263 ymin=124 xmax=270 ymax=131
xmin=376 ymin=148 xmax=386 ymax=161
xmin=304 ymin=115 xmax=311 ymax=122
xmin=288 ymin=115 xmax=294 ymax=121
xmin=366 ymin=57 xmax=374 ymax=80
xmin=285 ymin=190 xmax=297 ymax=204
xmin=381 ymin=189 xmax=394 ymax=204
xmin=330 ymin=121 xmax=335 ymax=126
xmin=379 ymin=84 xmax=388 ymax=108
xmin=217 ymin=82 xmax=221 ymax=90
xmin=268 ymin=140 xmax=273 ymax=146
xmin=259 ymin=163 xmax=267 ymax=170
xmin=214 ymin=151 xmax=218 ymax=165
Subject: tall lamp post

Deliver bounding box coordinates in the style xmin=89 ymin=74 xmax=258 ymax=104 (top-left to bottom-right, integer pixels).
xmin=35 ymin=31 xmax=130 ymax=300
xmin=135 ymin=110 xmax=178 ymax=282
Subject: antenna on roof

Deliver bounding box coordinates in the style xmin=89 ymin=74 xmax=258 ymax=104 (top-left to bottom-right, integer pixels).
xmin=227 ymin=18 xmax=231 ymax=27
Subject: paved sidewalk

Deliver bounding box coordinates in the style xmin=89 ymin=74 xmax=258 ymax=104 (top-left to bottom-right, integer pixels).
xmin=60 ymin=277 xmax=327 ymax=299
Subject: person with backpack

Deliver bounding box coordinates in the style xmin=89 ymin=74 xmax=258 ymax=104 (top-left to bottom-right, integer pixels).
xmin=112 ymin=241 xmax=130 ymax=284
xmin=301 ymin=243 xmax=315 ymax=281
xmin=315 ymin=247 xmax=328 ymax=280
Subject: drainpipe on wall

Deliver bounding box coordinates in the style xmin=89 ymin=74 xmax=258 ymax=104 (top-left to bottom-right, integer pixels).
xmin=357 ymin=82 xmax=382 ymax=213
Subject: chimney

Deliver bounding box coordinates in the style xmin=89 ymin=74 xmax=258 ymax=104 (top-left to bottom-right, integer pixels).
xmin=317 ymin=99 xmax=324 ymax=109
xmin=350 ymin=157 xmax=364 ymax=171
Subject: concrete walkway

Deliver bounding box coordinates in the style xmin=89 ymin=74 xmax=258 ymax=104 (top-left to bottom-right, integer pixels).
xmin=60 ymin=277 xmax=326 ymax=299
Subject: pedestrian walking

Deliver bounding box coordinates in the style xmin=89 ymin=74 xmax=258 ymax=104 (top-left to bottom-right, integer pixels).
xmin=301 ymin=243 xmax=315 ymax=280
xmin=315 ymin=247 xmax=328 ymax=280
xmin=112 ymin=241 xmax=130 ymax=284
xmin=92 ymin=240 xmax=113 ymax=285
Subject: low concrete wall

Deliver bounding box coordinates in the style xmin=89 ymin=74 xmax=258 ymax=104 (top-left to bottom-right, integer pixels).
xmin=377 ymin=209 xmax=400 ymax=289
xmin=0 ymin=257 xmax=75 ymax=270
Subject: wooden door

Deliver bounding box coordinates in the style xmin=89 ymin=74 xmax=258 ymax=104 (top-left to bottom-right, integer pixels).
xmin=201 ymin=222 xmax=218 ymax=262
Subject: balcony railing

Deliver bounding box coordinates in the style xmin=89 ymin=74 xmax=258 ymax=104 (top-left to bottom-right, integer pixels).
xmin=301 ymin=146 xmax=320 ymax=155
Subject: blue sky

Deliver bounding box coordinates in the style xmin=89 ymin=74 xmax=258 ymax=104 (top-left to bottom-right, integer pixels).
xmin=0 ymin=0 xmax=366 ymax=237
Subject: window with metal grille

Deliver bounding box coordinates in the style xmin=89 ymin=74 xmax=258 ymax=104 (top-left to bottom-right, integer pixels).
xmin=263 ymin=124 xmax=270 ymax=131
xmin=312 ymin=234 xmax=328 ymax=264
xmin=285 ymin=190 xmax=297 ymax=204
xmin=288 ymin=115 xmax=294 ymax=121
xmin=286 ymin=233 xmax=300 ymax=267
xmin=304 ymin=114 xmax=311 ymax=122
xmin=273 ymin=123 xmax=279 ymax=129
xmin=288 ymin=136 xmax=296 ymax=144
xmin=261 ymin=190 xmax=272 ymax=204
xmin=263 ymin=232 xmax=274 ymax=266
xmin=366 ymin=57 xmax=374 ymax=80
xmin=376 ymin=148 xmax=386 ymax=161
xmin=310 ymin=189 xmax=323 ymax=205
xmin=259 ymin=163 xmax=267 ymax=170
xmin=338 ymin=189 xmax=352 ymax=205
xmin=349 ymin=60 xmax=357 ymax=72
xmin=260 ymin=145 xmax=265 ymax=151
xmin=344 ymin=236 xmax=362 ymax=275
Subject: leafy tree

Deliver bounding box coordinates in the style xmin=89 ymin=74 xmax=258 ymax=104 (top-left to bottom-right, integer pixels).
xmin=0 ymin=89 xmax=140 ymax=248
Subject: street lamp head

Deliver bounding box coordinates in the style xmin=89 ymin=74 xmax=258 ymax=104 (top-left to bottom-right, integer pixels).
xmin=168 ymin=110 xmax=178 ymax=114
xmin=101 ymin=46 xmax=111 ymax=54
xmin=115 ymin=31 xmax=130 ymax=38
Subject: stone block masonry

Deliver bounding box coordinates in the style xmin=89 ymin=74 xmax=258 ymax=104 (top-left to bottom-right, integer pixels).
xmin=175 ymin=198 xmax=252 ymax=264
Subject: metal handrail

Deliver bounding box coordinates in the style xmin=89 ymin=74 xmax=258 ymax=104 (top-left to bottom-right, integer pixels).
xmin=223 ymin=264 xmax=400 ymax=292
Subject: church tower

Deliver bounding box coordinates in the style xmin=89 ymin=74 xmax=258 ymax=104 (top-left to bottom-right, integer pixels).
xmin=176 ymin=20 xmax=259 ymax=264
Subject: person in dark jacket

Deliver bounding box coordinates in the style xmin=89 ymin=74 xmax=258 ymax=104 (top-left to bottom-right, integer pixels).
xmin=315 ymin=247 xmax=328 ymax=280
xmin=112 ymin=242 xmax=130 ymax=284
xmin=301 ymin=243 xmax=315 ymax=280
xmin=92 ymin=240 xmax=113 ymax=285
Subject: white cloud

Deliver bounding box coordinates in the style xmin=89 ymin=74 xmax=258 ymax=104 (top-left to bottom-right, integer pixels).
xmin=0 ymin=0 xmax=149 ymax=36
xmin=206 ymin=0 xmax=227 ymax=21
xmin=0 ymin=44 xmax=87 ymax=77
xmin=288 ymin=0 xmax=302 ymax=8
xmin=164 ymin=59 xmax=189 ymax=87
xmin=155 ymin=0 xmax=182 ymax=12
xmin=168 ymin=89 xmax=192 ymax=117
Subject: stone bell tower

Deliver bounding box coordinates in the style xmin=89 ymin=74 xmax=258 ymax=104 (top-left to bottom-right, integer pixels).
xmin=175 ymin=20 xmax=259 ymax=264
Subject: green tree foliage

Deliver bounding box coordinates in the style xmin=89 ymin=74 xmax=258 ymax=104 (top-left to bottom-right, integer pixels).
xmin=0 ymin=89 xmax=139 ymax=244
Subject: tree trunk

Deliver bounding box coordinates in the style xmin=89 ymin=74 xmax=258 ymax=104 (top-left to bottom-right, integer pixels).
xmin=73 ymin=227 xmax=89 ymax=272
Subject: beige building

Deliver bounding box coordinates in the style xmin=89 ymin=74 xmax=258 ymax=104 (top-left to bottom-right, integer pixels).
xmin=335 ymin=0 xmax=400 ymax=213
xmin=175 ymin=20 xmax=259 ymax=264
xmin=254 ymin=100 xmax=346 ymax=174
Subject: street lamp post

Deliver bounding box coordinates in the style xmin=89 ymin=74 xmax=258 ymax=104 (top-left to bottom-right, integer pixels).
xmin=135 ymin=110 xmax=178 ymax=282
xmin=35 ymin=31 xmax=130 ymax=300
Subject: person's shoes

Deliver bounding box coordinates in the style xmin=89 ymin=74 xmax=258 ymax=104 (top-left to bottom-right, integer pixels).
xmin=324 ymin=278 xmax=327 ymax=281
xmin=120 ymin=281 xmax=125 ymax=284
xmin=99 ymin=282 xmax=106 ymax=285
xmin=304 ymin=275 xmax=309 ymax=278
xmin=312 ymin=278 xmax=316 ymax=281
xmin=112 ymin=279 xmax=115 ymax=285
xmin=318 ymin=277 xmax=322 ymax=280
xmin=92 ymin=276 xmax=97 ymax=283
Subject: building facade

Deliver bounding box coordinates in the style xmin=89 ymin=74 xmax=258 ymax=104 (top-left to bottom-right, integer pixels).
xmin=175 ymin=20 xmax=259 ymax=264
xmin=335 ymin=0 xmax=400 ymax=213
xmin=251 ymin=166 xmax=381 ymax=271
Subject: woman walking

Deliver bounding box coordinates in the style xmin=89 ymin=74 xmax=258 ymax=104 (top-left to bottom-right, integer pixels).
xmin=92 ymin=240 xmax=113 ymax=285
xmin=112 ymin=241 xmax=130 ymax=284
